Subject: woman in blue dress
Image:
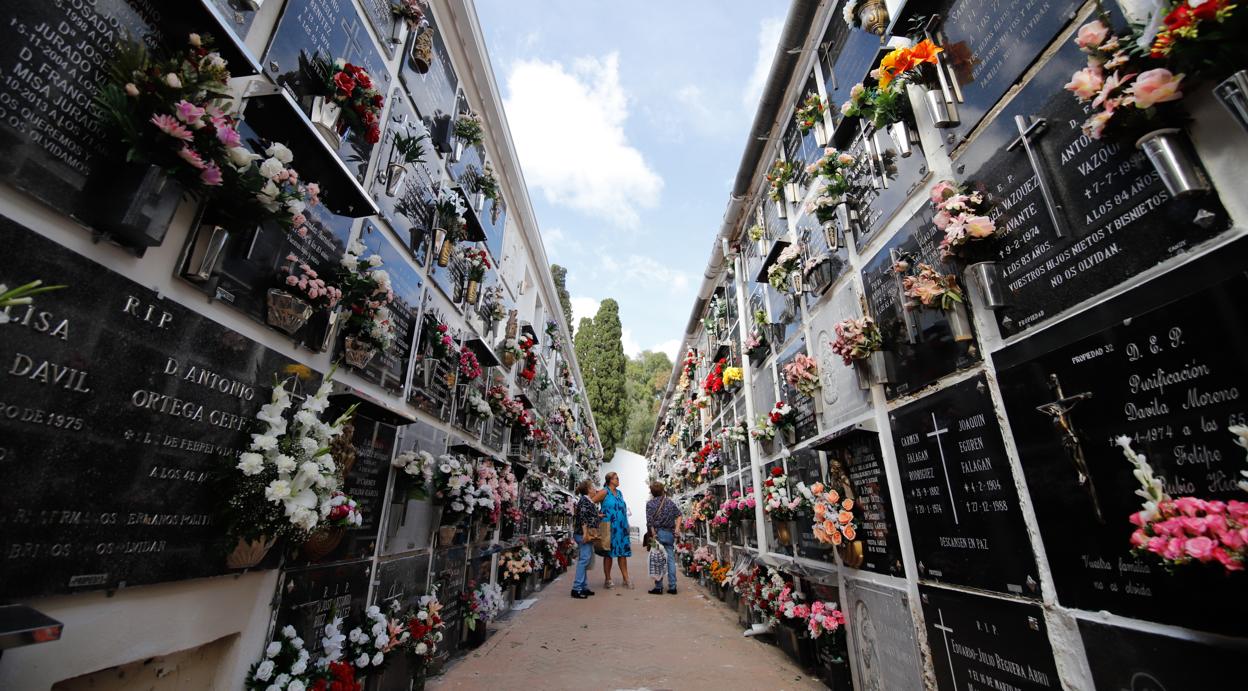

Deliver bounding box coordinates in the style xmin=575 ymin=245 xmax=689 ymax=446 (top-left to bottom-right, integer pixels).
xmin=599 ymin=472 xmax=633 ymax=588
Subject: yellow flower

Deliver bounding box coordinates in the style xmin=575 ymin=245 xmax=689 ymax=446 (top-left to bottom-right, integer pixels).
xmin=283 ymin=363 xmax=313 ymax=380
xmin=722 ymin=366 xmax=743 ymax=387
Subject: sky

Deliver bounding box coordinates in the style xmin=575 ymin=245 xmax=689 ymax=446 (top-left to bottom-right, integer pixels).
xmin=475 ymin=1 xmax=789 ymax=360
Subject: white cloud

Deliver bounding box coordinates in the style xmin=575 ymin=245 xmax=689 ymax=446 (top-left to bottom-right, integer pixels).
xmin=542 ymin=227 xmax=583 ymax=261
xmin=503 ymin=53 xmax=663 ymax=227
xmin=621 ymin=328 xmax=642 ymax=358
xmin=651 ymin=338 xmax=681 ymax=361
xmin=600 ymin=255 xmax=691 ymax=293
xmin=742 ymin=17 xmax=783 ymax=110
xmin=570 ymin=296 xmax=601 ymax=331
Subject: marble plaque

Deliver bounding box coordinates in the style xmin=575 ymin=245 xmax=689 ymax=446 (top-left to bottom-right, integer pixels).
xmin=846 ymin=122 xmax=930 ymax=249
xmin=844 ymin=579 xmax=923 ymax=691
xmin=343 ymin=222 xmax=423 ymax=394
xmin=1079 ymin=619 xmax=1248 ymax=690
xmin=891 ymin=374 xmax=1039 ymax=595
xmin=275 ymin=560 xmax=372 ymax=652
xmin=919 ymin=585 xmax=1060 ymax=691
xmin=808 ymin=283 xmax=872 ymax=431
xmin=399 ymin=6 xmax=458 ymax=127
xmin=860 ymin=208 xmax=981 ymax=399
xmin=434 ymin=545 xmax=467 ymax=655
xmin=777 ymin=339 xmax=820 ymax=444
xmin=825 ymin=432 xmax=904 ymax=577
xmin=0 ymin=216 xmax=311 ymax=598
xmin=371 ymin=90 xmax=437 ymax=265
xmin=956 ymin=24 xmax=1230 ymax=338
xmin=995 ymin=242 xmax=1248 ymax=635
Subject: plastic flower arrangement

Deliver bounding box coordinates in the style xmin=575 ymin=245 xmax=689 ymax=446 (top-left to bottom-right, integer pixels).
xmin=337 ymin=241 xmax=396 ymax=352
xmin=324 ymin=491 xmax=365 ymax=528
xmin=433 ymin=185 xmax=468 ymax=237
xmin=280 ymin=254 xmax=342 ymax=310
xmin=318 ymin=58 xmax=384 ymax=144
xmin=762 ymin=466 xmax=814 ymax=521
xmin=500 ymin=546 xmax=536 ymax=584
xmin=806 ymin=601 xmax=847 ymax=639
xmin=458 ymin=345 xmax=482 ymax=381
xmin=794 ymin=92 xmax=827 ymax=133
xmin=391 ymin=0 xmax=426 ymax=29
xmin=751 ymin=416 xmax=778 ymax=442
xmin=422 ymin=314 xmax=455 ymax=360
xmin=1064 ymin=18 xmax=1186 ymax=140
xmin=691 ymin=545 xmax=714 ymax=574
xmin=720 ymin=421 xmax=749 ymax=445
xmin=748 ymin=224 xmax=766 ymax=242
xmin=899 ymin=262 xmax=965 ymax=310
xmin=769 ymin=401 xmax=796 ymax=430
xmin=811 ymin=484 xmax=857 ymax=546
xmin=1117 ymin=435 xmax=1246 ymax=573
xmin=766 ymin=158 xmax=797 ymax=202
xmin=229 ymin=368 xmax=357 ymax=541
xmin=876 ymin=39 xmax=945 ymax=91
xmin=463 ymin=581 xmax=505 ymax=631
xmin=928 ymin=180 xmax=996 ymax=259
xmin=709 ymin=560 xmax=732 ymax=585
xmin=248 ymin=618 xmax=375 ymax=690
xmin=831 ymin=316 xmax=883 ymax=366
xmin=722 ymin=365 xmax=744 ymax=390
xmin=702 ymin=357 xmax=727 ymax=396
xmin=427 ymin=454 xmax=487 ymax=522
xmin=347 ymin=603 xmax=408 ymax=673
xmin=1149 ymin=0 xmax=1247 ymax=67
xmin=464 ymin=387 xmax=493 ymax=419
xmin=839 ymin=80 xmax=908 ymax=130
xmin=461 ymin=246 xmax=491 ymax=282
xmin=767 ymin=243 xmax=804 ymax=291
xmin=782 ymin=353 xmax=820 ymax=398
xmin=454 ymin=110 xmax=485 ymax=147
xmin=805 ymin=148 xmax=855 ymax=199
xmin=402 ymin=592 xmax=445 ymax=672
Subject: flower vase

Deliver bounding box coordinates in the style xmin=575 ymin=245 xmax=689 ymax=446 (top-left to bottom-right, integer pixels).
xmin=780 ymin=425 xmax=796 ymax=447
xmin=184 ymin=222 xmax=231 ymax=283
xmin=773 ymin=519 xmax=796 ymax=547
xmin=473 ymin=191 xmax=486 ymax=213
xmin=776 ymin=199 xmax=788 ymax=220
xmin=87 ymin=162 xmax=186 ymax=248
xmin=856 ymin=0 xmax=889 ymax=34
xmin=307 ymin=96 xmax=346 ymax=149
xmin=813 ymin=120 xmax=828 ymax=147
xmin=466 ymin=621 xmax=488 ymax=649
xmin=888 ymin=120 xmax=915 ymax=158
xmin=266 ymin=289 xmax=313 ymax=335
xmin=466 ymin=279 xmax=481 ymax=305
xmin=855 ymin=350 xmax=892 ymax=388
xmin=766 ymin=323 xmax=788 ymax=350
xmin=838 ymin=539 xmax=865 ymax=568
xmin=410 ymin=26 xmax=433 ymax=74
xmin=502 ymin=351 xmax=516 ymax=368
xmin=1214 ymin=69 xmax=1248 ymax=134
xmin=301 ymin=526 xmax=345 ymax=562
xmin=384 ymin=162 xmax=408 ymax=197
xmin=946 ymin=301 xmax=974 ymax=342
xmin=391 ymin=16 xmax=410 ymax=46
xmin=433 ymin=227 xmax=453 ymax=267
xmin=452 ymin=139 xmax=464 ymax=163
xmin=924 ymin=88 xmax=959 ymax=128
xmin=225 ymin=535 xmax=275 ymax=569
xmin=784 ymin=182 xmax=802 ymax=204
xmin=1135 ymin=129 xmax=1210 ymax=197
xmin=344 ymin=335 xmax=378 ymax=369
xmin=437 ymin=523 xmax=459 ymax=546
xmin=314 ymin=308 xmax=342 ymax=353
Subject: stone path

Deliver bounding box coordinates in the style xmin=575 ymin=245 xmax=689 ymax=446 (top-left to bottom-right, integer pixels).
xmin=429 ymin=573 xmax=825 ymax=690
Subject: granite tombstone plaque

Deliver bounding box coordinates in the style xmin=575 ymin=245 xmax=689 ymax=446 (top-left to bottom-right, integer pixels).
xmin=264 ymin=0 xmax=390 ymax=182
xmin=995 ymin=241 xmax=1248 ymax=635
xmin=358 ymin=0 xmax=404 ymax=58
xmin=372 ymin=90 xmax=437 ymax=265
xmin=819 ymin=21 xmax=882 ymax=128
xmin=847 ymin=122 xmax=930 ymax=249
xmin=861 ymin=208 xmax=980 ymax=399
xmin=796 ymin=209 xmax=851 ymax=305
xmin=399 ymin=7 xmax=458 ymax=130
xmin=372 ymin=552 xmax=433 ymax=688
xmin=890 ymin=374 xmax=1038 ymax=594
xmin=207 ymin=0 xmax=259 ymax=40
xmin=935 ymin=0 xmax=1083 ymax=150
xmin=275 ymin=560 xmax=372 ymax=649
xmin=776 ymin=339 xmax=820 ymax=444
xmin=0 ymin=216 xmax=313 ymax=598
xmin=434 ymin=545 xmax=468 ymax=654
xmin=1078 ymin=620 xmax=1248 ymax=690
xmin=844 ymin=579 xmax=924 ymax=691
xmin=342 ymin=222 xmax=423 ymax=393
xmin=824 ymin=431 xmax=904 ymax=576
xmin=809 ymin=286 xmax=873 ymax=432
xmin=339 ymin=414 xmax=397 ymax=558
xmin=919 ymin=585 xmax=1061 ymax=691
xmin=955 ymin=22 xmax=1230 ymax=338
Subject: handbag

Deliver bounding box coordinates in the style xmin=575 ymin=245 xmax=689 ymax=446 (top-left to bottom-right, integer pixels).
xmin=595 ymin=520 xmax=612 ymax=554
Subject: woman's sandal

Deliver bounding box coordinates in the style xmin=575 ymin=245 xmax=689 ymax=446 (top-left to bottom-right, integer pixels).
xmin=604 ymin=579 xmax=614 ymax=589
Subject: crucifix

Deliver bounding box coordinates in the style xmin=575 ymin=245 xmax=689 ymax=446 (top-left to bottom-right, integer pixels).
xmin=934 ymin=608 xmax=960 ymax=689
xmin=928 ymin=412 xmax=959 ymax=525
xmin=1035 ymin=373 xmax=1103 ymax=522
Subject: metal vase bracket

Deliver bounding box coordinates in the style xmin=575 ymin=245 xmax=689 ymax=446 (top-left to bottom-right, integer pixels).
xmin=90 ymin=162 xmax=185 ymax=249
xmin=946 ymin=301 xmax=975 ymax=342
xmin=184 ymin=223 xmax=230 ymax=283
xmin=784 ymin=182 xmax=802 ymax=205
xmin=967 ymin=261 xmax=1010 ymax=310
xmin=1214 ymin=70 xmax=1248 ymax=135
xmin=924 ymin=88 xmax=959 ymax=128
xmin=344 ymin=335 xmax=377 ymax=369
xmin=813 ymin=120 xmax=828 ymax=147
xmin=265 ymin=289 xmax=313 ymax=335
xmin=384 ymin=162 xmax=408 ymax=197
xmin=1135 ymin=128 xmax=1211 ymax=198
xmin=889 ymin=120 xmax=916 ymax=157
xmin=855 ymin=350 xmax=893 ymax=389
xmin=434 ymin=227 xmax=453 ymax=266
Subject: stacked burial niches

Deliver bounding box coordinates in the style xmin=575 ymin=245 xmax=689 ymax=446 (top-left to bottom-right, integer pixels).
xmin=0 ymin=1 xmax=602 ymax=688
xmin=649 ymin=0 xmax=1248 ymax=688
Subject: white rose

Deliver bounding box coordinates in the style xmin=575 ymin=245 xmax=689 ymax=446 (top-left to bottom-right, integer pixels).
xmin=372 ymin=652 xmax=384 ymax=666
xmin=265 ymin=641 xmax=281 ymax=658
xmin=254 ymin=660 xmax=275 ymax=681
xmin=282 ymin=625 xmax=297 ymax=639
xmin=266 ymin=142 xmax=294 ymax=164
xmin=371 ymin=621 xmax=387 ymax=637
xmin=286 ymin=199 xmax=306 ymax=216
xmin=340 ymin=254 xmax=359 ymax=271
xmin=259 ymin=157 xmax=284 ymax=179
xmin=275 ymin=674 xmax=290 ymax=687
xmin=165 ymin=73 xmax=182 ymax=88
xmin=237 ymin=452 xmax=265 ymax=476
xmin=367 ymin=254 xmax=383 ymax=267
xmin=288 ymin=682 xmax=306 ymax=691
xmin=374 ymin=632 xmax=388 ymax=648
xmin=417 ymin=611 xmax=428 ymax=621
xmin=414 ymin=642 xmax=428 ymax=655
xmin=227 ymin=146 xmax=261 ymax=170
xmin=290 ymin=660 xmax=306 ymax=675
xmin=355 ymin=653 xmax=370 ymax=667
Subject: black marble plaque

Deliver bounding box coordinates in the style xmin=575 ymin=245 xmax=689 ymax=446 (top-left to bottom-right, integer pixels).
xmin=264 ymin=0 xmax=390 ymax=182
xmin=919 ymin=585 xmax=1060 ymax=691
xmin=777 ymin=339 xmax=820 ymax=444
xmin=847 ymin=122 xmax=930 ymax=248
xmin=861 ymin=208 xmax=981 ymax=399
xmin=891 ymin=374 xmax=1038 ymax=594
xmin=995 ymin=243 xmax=1248 ymax=635
xmin=207 ymin=0 xmax=259 ymax=40
xmin=797 ymin=211 xmax=851 ymax=306
xmin=820 ymin=21 xmax=882 ymax=125
xmin=1079 ymin=620 xmax=1248 ymax=690
xmin=824 ymin=433 xmax=904 ymax=576
xmin=372 ymin=90 xmax=437 ymax=265
xmin=399 ymin=7 xmax=458 ymax=128
xmin=844 ymin=579 xmax=923 ymax=691
xmin=957 ymin=25 xmax=1230 ymax=338
xmin=358 ymin=0 xmax=403 ymax=58
xmin=0 ymin=216 xmax=311 ymax=598
xmin=434 ymin=545 xmax=467 ymax=655
xmin=275 ymin=560 xmax=372 ymax=650
xmin=344 ymin=222 xmax=423 ymax=393
xmin=341 ymin=415 xmax=396 ymax=556
xmin=375 ymin=552 xmax=432 ymax=611
xmin=937 ymin=0 xmax=1082 ymax=150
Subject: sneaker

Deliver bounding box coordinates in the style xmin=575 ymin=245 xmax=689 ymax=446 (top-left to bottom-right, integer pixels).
xmin=571 ymin=590 xmax=588 ymax=599
xmin=667 ymin=588 xmax=678 ymax=594
xmin=648 ymin=587 xmax=663 ymax=595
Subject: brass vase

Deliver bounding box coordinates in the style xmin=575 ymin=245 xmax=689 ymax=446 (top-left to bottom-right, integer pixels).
xmin=410 ymin=27 xmax=433 ymax=74
xmin=301 ymin=526 xmax=346 ymax=562
xmin=466 ymin=279 xmax=481 ymax=305
xmin=344 ymin=335 xmax=378 ymax=369
xmin=225 ymin=535 xmax=275 ymax=569
xmin=433 ymin=228 xmax=454 ymax=267
xmin=838 ymin=539 xmax=865 ymax=568
xmin=856 ymin=0 xmax=889 ymax=35
xmin=773 ymin=520 xmax=796 ymax=547
xmin=266 ymin=289 xmax=313 ymax=335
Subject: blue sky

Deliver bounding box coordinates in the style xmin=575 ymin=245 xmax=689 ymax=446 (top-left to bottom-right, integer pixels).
xmin=475 ymin=0 xmax=788 ymax=359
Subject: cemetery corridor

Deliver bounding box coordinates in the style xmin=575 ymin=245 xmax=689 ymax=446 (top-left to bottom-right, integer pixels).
xmin=429 ymin=576 xmax=825 ymax=690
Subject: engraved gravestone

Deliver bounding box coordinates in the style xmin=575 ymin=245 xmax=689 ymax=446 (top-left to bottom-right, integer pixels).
xmin=275 ymin=560 xmax=372 ymax=650
xmin=955 ymin=22 xmax=1230 ymax=337
xmin=890 ymin=374 xmax=1039 ymax=595
xmin=434 ymin=545 xmax=467 ymax=655
xmin=776 ymin=339 xmax=820 ymax=444
xmin=809 ymin=285 xmax=872 ymax=432
xmin=0 ymin=215 xmax=313 ymax=598
xmin=344 ymin=222 xmax=423 ymax=394
xmin=844 ymin=579 xmax=923 ymax=691
xmin=860 ymin=208 xmax=980 ymax=399
xmin=339 ymin=415 xmax=397 ymax=558
xmin=824 ymin=431 xmax=904 ymax=576
xmin=399 ymin=7 xmax=458 ymax=129
xmin=1079 ymin=619 xmax=1248 ymax=690
xmin=919 ymin=585 xmax=1060 ymax=691
xmin=846 ymin=122 xmax=930 ymax=249
xmin=995 ymin=243 xmax=1248 ymax=635
xmin=372 ymin=90 xmax=436 ymax=265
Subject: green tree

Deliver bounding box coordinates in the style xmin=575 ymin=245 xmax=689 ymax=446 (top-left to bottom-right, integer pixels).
xmin=574 ymin=299 xmax=627 ymax=454
xmin=622 ymin=350 xmax=673 ymax=453
xmin=550 ymin=264 xmax=573 ymax=328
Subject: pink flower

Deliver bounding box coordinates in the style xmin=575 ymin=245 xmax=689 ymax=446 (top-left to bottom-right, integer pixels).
xmin=200 ymin=163 xmax=223 ymax=186
xmin=296 ymin=227 xmax=308 ymax=238
xmin=1162 ymin=538 xmax=1185 ymax=560
xmin=929 ymin=180 xmax=957 ymax=204
xmin=1173 ymin=496 xmax=1204 ymax=517
xmin=177 ymin=146 xmax=206 ymax=169
xmin=306 ymin=182 xmax=320 ymax=197
xmin=1185 ymin=536 xmax=1215 ymax=560
xmin=216 ymin=125 xmax=242 ymax=148
xmin=1129 ymin=529 xmax=1148 ymax=548
xmin=964 ymin=215 xmax=995 ymax=238
xmin=1130 ymin=69 xmax=1184 ymax=110
xmin=1074 ymin=20 xmax=1109 ymax=49
xmin=1093 ymin=71 xmax=1134 ymax=110
xmin=933 ymin=210 xmax=951 ymax=230
xmin=1064 ymin=66 xmax=1104 ymax=101
xmin=285 ymin=253 xmax=299 ymax=262
xmin=1082 ymin=111 xmax=1114 ymax=139
xmin=286 ymin=275 xmax=299 ymax=286
xmin=174 ymin=100 xmax=206 ymax=127
xmin=151 ymin=113 xmax=193 ymax=142
xmin=291 ymin=213 xmax=307 ymax=227
xmin=1212 ymin=547 xmax=1242 ymax=571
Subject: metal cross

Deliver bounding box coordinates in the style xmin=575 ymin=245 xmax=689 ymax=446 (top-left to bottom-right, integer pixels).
xmin=927 ymin=412 xmax=959 ymax=525
xmin=1035 ymin=373 xmax=1103 ymax=522
xmin=935 ymin=608 xmax=959 ymax=689
xmin=1007 ymin=115 xmax=1067 ymax=238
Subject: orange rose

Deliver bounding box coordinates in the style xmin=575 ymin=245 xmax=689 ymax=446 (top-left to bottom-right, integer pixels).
xmin=823 ymin=519 xmax=837 ymax=534
xmin=842 ymin=498 xmax=854 ymax=511
xmin=843 ymin=525 xmax=857 ymax=540
xmin=826 ymin=489 xmax=840 ymax=504
xmin=831 ymin=531 xmax=843 ymax=545
xmin=838 ymin=511 xmax=854 ymax=524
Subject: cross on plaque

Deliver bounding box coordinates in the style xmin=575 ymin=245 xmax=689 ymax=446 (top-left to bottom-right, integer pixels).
xmin=1036 ymin=373 xmax=1102 ymax=522
xmin=927 ymin=412 xmax=959 ymax=525
xmin=934 ymin=608 xmax=959 ymax=689
xmin=339 ymin=16 xmax=366 ymax=65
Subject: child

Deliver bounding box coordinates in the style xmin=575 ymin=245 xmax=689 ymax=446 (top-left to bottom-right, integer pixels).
xmin=646 ymin=531 xmax=667 ymax=594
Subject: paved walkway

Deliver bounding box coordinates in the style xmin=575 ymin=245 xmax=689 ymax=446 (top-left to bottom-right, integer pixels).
xmin=429 ymin=572 xmax=824 ymax=691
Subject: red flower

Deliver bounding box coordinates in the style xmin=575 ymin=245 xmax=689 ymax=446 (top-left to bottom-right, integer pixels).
xmin=373 ymin=93 xmax=384 ymax=107
xmin=771 ymin=467 xmax=784 ymax=477
xmin=333 ymin=72 xmax=356 ymax=95
xmin=354 ymin=70 xmax=373 ymax=89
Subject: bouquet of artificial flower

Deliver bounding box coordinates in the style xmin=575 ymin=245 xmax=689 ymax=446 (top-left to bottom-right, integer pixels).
xmin=782 ymin=353 xmax=820 ymax=397
xmin=458 ymin=345 xmax=482 ymax=381
xmin=794 ymin=92 xmax=827 ymax=133
xmin=928 ymin=180 xmax=996 ymax=259
xmin=315 ymin=58 xmax=384 ymax=144
xmin=403 ymin=592 xmax=445 ymax=670
xmin=337 ymin=241 xmax=396 ymax=351
xmin=762 ymin=466 xmax=814 ymax=521
xmin=811 ymin=484 xmax=857 ymax=546
xmin=766 ymin=159 xmax=796 ymax=202
xmin=347 ymin=603 xmax=408 ymax=672
xmin=899 ymin=262 xmax=964 ymax=310
xmin=831 ymin=316 xmax=883 ymax=366
xmin=454 ymin=111 xmax=485 ymax=146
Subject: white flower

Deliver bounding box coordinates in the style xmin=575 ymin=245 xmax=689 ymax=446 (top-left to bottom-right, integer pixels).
xmin=371 ymin=621 xmax=387 ymax=637
xmin=264 ymin=480 xmax=291 ymax=501
xmin=266 ymin=142 xmax=294 ymax=164
xmin=349 ymin=240 xmax=366 ymax=255
xmin=288 ymin=682 xmax=306 ymax=691
xmin=237 ymin=452 xmax=265 ymax=476
xmin=286 ymin=199 xmax=306 ymax=216
xmin=275 ymin=674 xmax=290 ymax=688
xmin=290 ymin=659 xmax=306 ymax=675
xmin=372 ymin=652 xmax=384 ymax=666
xmin=265 ymin=641 xmax=281 ymax=658
xmin=367 ymin=254 xmax=383 ymax=267
xmin=254 ymin=660 xmax=275 ymax=681
xmin=274 ymin=454 xmax=297 ymax=474
xmin=414 ymin=642 xmax=428 ymax=655
xmin=355 ymin=653 xmax=370 ymax=667
xmin=226 ymin=146 xmax=262 ymax=170
xmin=251 ymin=434 xmax=278 ymax=451
xmin=165 ymin=73 xmax=182 ymax=88
xmin=259 ymin=157 xmax=284 ymax=179
xmin=417 ymin=611 xmax=428 ymax=621
xmin=340 ymin=254 xmax=359 ymax=272
xmin=374 ymin=632 xmax=388 ymax=648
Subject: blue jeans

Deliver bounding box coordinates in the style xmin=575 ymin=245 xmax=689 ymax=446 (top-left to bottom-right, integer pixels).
xmin=657 ymin=529 xmax=677 ymax=589
xmin=573 ymin=534 xmax=593 ymax=592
